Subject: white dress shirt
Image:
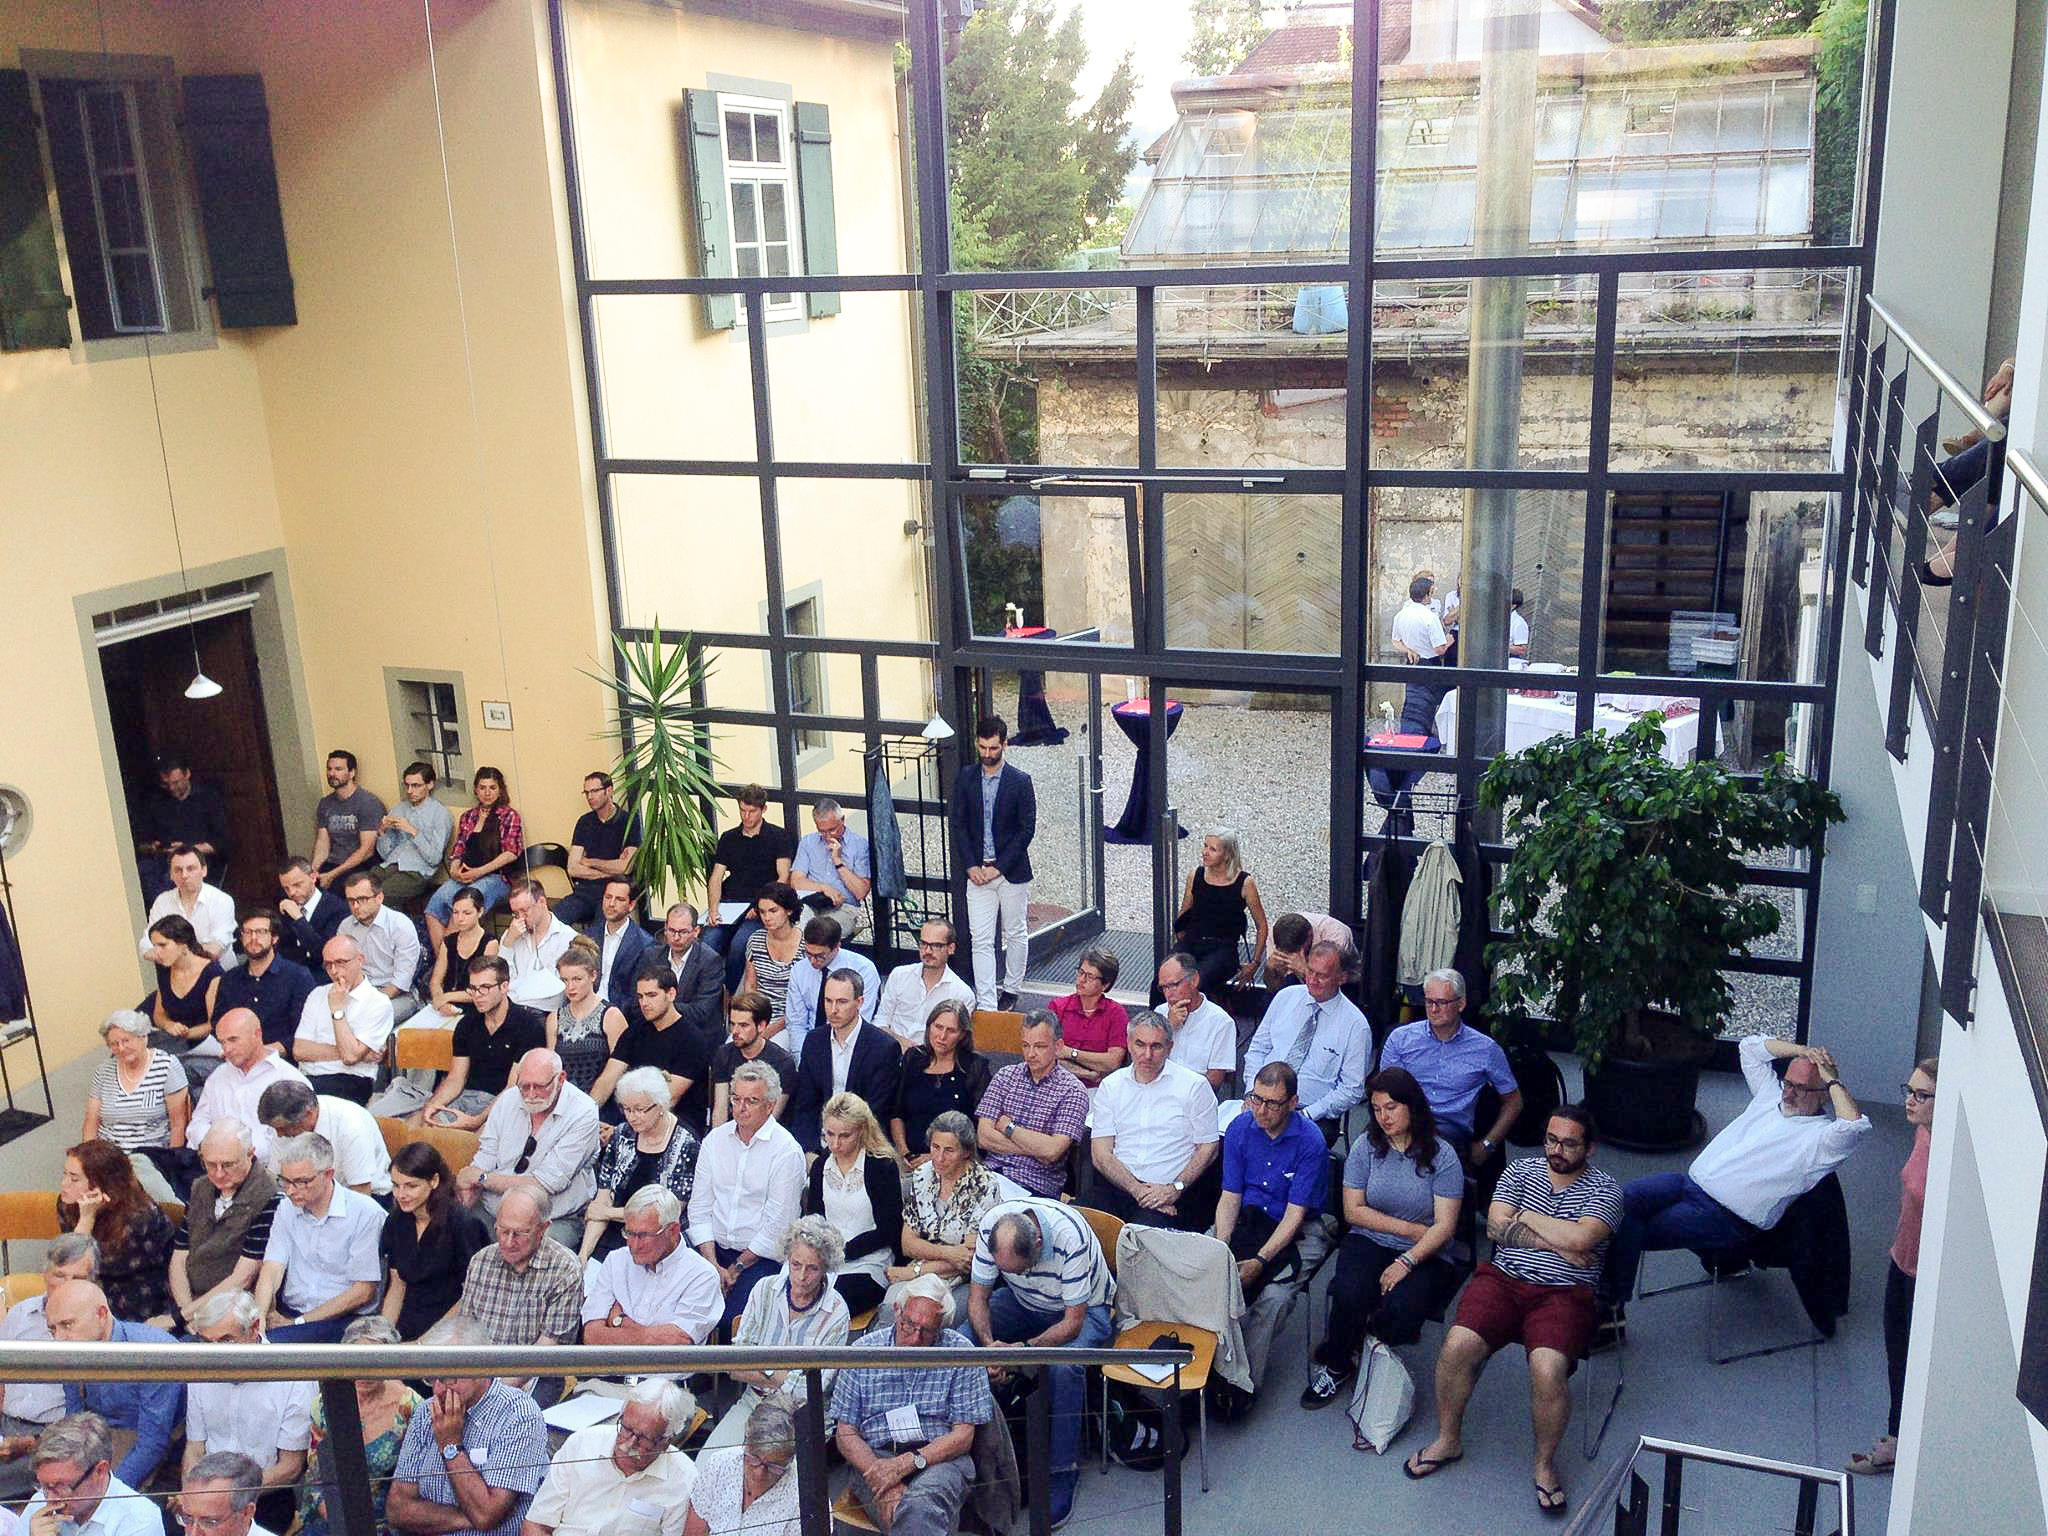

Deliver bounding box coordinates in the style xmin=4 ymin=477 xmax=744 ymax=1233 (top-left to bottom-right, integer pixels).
xmin=581 ymin=1239 xmax=724 ymax=1343
xmin=1688 ymin=1035 xmax=1875 ymax=1228
xmin=1391 ymin=599 xmax=1449 ymax=658
xmin=312 ymin=1095 xmax=394 ymax=1196
xmin=873 ymin=962 xmax=975 ymax=1046
xmin=526 ymin=1424 xmax=696 ymax=1536
xmin=0 ymin=1295 xmax=64 ymax=1422
xmin=187 ymin=1375 xmax=315 ymax=1466
xmin=503 ymin=915 xmax=575 ymax=1011
xmin=338 ymin=905 xmax=422 ymax=996
xmin=22 ymin=1476 xmax=160 ymax=1536
xmin=190 ymin=1049 xmax=311 ymax=1159
xmin=1088 ymin=1062 xmax=1219 ymax=1183
xmin=293 ymin=980 xmax=396 ymax=1086
xmin=687 ymin=1118 xmax=806 ymax=1256
xmin=1243 ymin=987 xmax=1371 ymax=1123
xmin=1168 ymin=998 xmax=1236 ymax=1078
xmin=140 ymin=883 xmax=239 ymax=960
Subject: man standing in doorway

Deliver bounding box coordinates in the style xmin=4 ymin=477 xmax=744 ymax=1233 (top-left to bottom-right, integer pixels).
xmin=134 ymin=752 xmax=231 ymax=903
xmin=310 ymin=750 xmax=385 ymax=891
xmin=950 ymin=717 xmax=1035 ymax=1011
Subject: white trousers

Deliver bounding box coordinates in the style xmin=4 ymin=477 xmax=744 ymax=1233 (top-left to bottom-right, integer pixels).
xmin=965 ymin=873 xmax=1031 ymax=1007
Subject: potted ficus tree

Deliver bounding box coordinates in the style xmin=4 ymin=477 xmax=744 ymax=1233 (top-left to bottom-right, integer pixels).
xmin=1479 ymin=713 xmax=1845 ymax=1151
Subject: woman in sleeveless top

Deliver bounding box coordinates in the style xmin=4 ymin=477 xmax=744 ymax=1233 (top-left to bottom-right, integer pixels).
xmin=1171 ymin=828 xmax=1270 ymax=996
xmin=427 ymin=888 xmax=499 ymax=1017
xmin=147 ymin=915 xmax=223 ymax=1092
xmin=741 ymin=882 xmax=804 ymax=1020
xmin=551 ymin=939 xmax=626 ymax=1093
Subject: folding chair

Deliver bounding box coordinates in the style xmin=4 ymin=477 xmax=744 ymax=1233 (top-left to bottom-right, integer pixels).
xmin=972 ymin=1009 xmax=1027 ymax=1057
xmin=0 ymin=1191 xmax=61 ymax=1283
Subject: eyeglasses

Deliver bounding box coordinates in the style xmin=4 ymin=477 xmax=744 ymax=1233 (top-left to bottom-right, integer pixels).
xmin=1246 ymin=1092 xmax=1292 ymax=1111
xmin=743 ymin=1450 xmax=791 ymax=1477
xmin=175 ymin=1511 xmax=243 ymax=1533
xmin=1077 ymin=967 xmax=1105 ymax=983
xmin=278 ymin=1171 xmax=327 ymax=1191
xmin=1542 ymin=1134 xmax=1586 ymax=1151
xmin=35 ymin=1467 xmax=97 ymax=1500
xmin=896 ymin=1317 xmax=940 ymax=1339
xmin=615 ymin=1424 xmax=667 ymax=1449
xmin=470 ymin=981 xmax=505 ymax=994
xmin=1423 ymin=995 xmax=1462 ymax=1010
xmin=1901 ymin=1084 xmax=1935 ymax=1104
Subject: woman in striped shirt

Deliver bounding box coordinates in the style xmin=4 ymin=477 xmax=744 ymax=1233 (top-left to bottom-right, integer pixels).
xmin=81 ymin=1009 xmax=190 ymax=1203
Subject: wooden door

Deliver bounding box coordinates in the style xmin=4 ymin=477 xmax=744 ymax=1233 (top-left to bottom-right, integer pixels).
xmin=1245 ymin=491 xmax=1343 ymax=654
xmin=1164 ymin=492 xmax=1248 ymax=650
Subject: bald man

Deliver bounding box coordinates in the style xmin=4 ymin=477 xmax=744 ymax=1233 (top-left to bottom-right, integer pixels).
xmin=44 ymin=1282 xmax=181 ymax=1489
xmin=291 ymin=936 xmax=395 ymax=1107
xmin=457 ymin=1049 xmax=601 ymax=1248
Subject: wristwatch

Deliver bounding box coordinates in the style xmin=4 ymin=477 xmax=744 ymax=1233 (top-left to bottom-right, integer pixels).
xmin=331 ymin=1008 xmax=346 ymax=1021
xmin=441 ymin=1443 xmax=461 ymax=1463
xmin=1172 ymin=1179 xmax=1185 ymax=1194
xmin=910 ymin=1452 xmax=929 ymax=1472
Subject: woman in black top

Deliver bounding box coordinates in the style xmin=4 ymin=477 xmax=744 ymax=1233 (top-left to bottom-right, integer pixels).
xmin=379 ymin=1142 xmax=488 ymax=1340
xmin=889 ymin=1000 xmax=992 ymax=1163
xmin=1169 ymin=828 xmax=1271 ymax=996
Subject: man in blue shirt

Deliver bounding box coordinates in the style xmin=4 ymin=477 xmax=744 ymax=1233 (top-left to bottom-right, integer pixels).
xmin=778 ymin=913 xmax=879 ymax=1058
xmin=386 ymin=1316 xmax=549 ymax=1536
xmin=1213 ymin=1061 xmax=1330 ymax=1301
xmin=1377 ymin=967 xmax=1522 ymax=1165
xmin=212 ymin=911 xmax=316 ymax=1053
xmin=45 ymin=1282 xmax=181 ymax=1490
xmin=789 ymin=799 xmax=874 ymax=941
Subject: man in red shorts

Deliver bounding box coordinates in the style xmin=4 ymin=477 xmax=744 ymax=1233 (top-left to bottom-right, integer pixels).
xmin=1403 ymin=1104 xmax=1622 ymax=1518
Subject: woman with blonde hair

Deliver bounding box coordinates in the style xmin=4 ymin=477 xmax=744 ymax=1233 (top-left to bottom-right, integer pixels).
xmin=1169 ymin=825 xmax=1270 ymax=994
xmin=802 ymin=1092 xmax=903 ymax=1314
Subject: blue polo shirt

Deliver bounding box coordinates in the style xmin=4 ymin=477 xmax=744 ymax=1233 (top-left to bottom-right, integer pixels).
xmin=1377 ymin=1020 xmax=1518 ymax=1140
xmin=1221 ymin=1108 xmax=1329 ymax=1223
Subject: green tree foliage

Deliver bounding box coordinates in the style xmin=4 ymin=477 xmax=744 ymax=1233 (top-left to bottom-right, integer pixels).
xmin=1184 ymin=0 xmax=1269 ymax=76
xmin=1812 ymin=0 xmax=1868 ymax=243
xmin=1601 ymin=1 xmax=1819 ymax=39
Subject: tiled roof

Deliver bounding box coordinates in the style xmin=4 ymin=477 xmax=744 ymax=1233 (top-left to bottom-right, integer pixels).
xmin=1231 ymin=2 xmax=1411 ymax=73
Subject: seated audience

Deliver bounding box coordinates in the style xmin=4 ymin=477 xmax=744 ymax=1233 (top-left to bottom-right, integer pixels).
xmin=967 ymin=1202 xmax=1113 ymax=1529
xmin=712 ymin=1215 xmax=850 ymax=1450
xmin=1154 ymin=950 xmax=1238 ymax=1089
xmin=1087 ymin=1014 xmax=1222 ymax=1231
xmin=974 ymin=1011 xmax=1089 ymax=1198
xmin=1265 ymin=911 xmax=1353 ymax=988
xmin=790 ymin=797 xmax=873 ymax=940
xmin=0 ymin=1239 xmax=98 ymax=1502
xmin=254 ymin=1132 xmax=384 ymax=1341
xmin=791 ymin=971 xmax=902 ymax=1153
xmin=1213 ymin=1062 xmax=1328 ymax=1304
xmin=584 ymin=880 xmax=658 ymax=1018
xmin=1603 ymin=1036 xmax=1871 ymax=1316
xmin=339 ymin=869 xmax=425 ymax=1023
xmin=739 ymin=883 xmax=804 ymax=1027
xmin=710 ymin=992 xmax=797 ymax=1130
xmin=648 ymin=901 xmax=721 ymax=1030
xmin=803 ymin=1093 xmax=904 ymax=1315
xmin=458 ymin=1187 xmax=584 ymax=1399
xmin=1302 ymin=1066 xmax=1463 ymax=1408
xmin=554 ymin=772 xmax=643 ymax=929
xmin=526 ymin=1379 xmax=694 ymax=1536
xmin=372 ymin=760 xmax=454 ymax=910
xmin=178 ymin=1452 xmax=270 ymax=1536
xmin=889 ymin=1001 xmax=991 ymax=1161
xmin=689 ymin=1061 xmax=806 ymax=1325
xmin=44 ymin=1283 xmax=181 ymax=1489
xmin=887 ymin=1111 xmax=1000 ymax=1316
xmin=382 ymin=1142 xmax=490 ymax=1341
xmin=550 ymin=937 xmax=627 ymax=1094
xmin=1169 ymin=828 xmax=1269 ymax=994
xmin=256 ymin=1078 xmax=394 ymax=1197
xmin=423 ymin=768 xmax=525 ymax=952
xmin=311 ymin=750 xmax=384 ymax=889
xmin=58 ymin=1143 xmax=174 ymax=1323
xmin=146 ymin=914 xmax=224 ymax=1081
xmin=704 ymin=785 xmax=797 ymax=990
xmin=185 ymin=1291 xmax=313 ymax=1532
xmin=685 ymin=1398 xmax=801 ymax=1536
xmin=426 ymin=887 xmax=500 ymax=1018
xmin=82 ymin=1009 xmax=190 ymax=1203
xmin=276 ymin=857 xmax=347 ymax=973
xmin=139 ymin=845 xmax=235 ymax=962
xmin=1047 ymin=949 xmax=1129 ymax=1091
xmin=458 ymin=1048 xmax=602 ymax=1246
xmin=498 ymin=880 xmax=575 ymax=1014
xmin=580 ymin=1185 xmax=723 ymax=1345
xmin=1376 ymin=967 xmax=1522 ymax=1163
xmin=296 ymin=1316 xmax=421 ymax=1536
xmin=590 ymin=966 xmax=710 ymax=1133
xmin=294 ymin=935 xmax=397 ymax=1107
xmin=778 ymin=915 xmax=880 ymax=1061
xmin=833 ymin=1276 xmax=995 ymax=1536
xmin=582 ymin=1067 xmax=699 ymax=1263
xmin=386 ymin=1315 xmax=548 ymax=1536
xmin=188 ymin=1008 xmax=309 ymax=1162
xmin=135 ymin=755 xmax=230 ymax=901
xmin=1243 ymin=942 xmax=1369 ymax=1139
xmin=161 ymin=1120 xmax=278 ymax=1332
xmin=873 ymin=921 xmax=974 ymax=1049
xmin=1405 ymin=1106 xmax=1622 ymax=1516
xmin=376 ymin=955 xmax=546 ymax=1126
xmin=212 ymin=910 xmax=317 ymax=1054
xmin=21 ymin=1412 xmax=162 ymax=1536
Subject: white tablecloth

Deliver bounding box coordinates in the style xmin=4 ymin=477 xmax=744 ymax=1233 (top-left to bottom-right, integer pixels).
xmin=1433 ymin=689 xmax=1701 ymax=766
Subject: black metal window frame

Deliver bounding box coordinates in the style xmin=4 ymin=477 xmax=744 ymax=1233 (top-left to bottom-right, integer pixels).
xmin=546 ymin=0 xmax=1899 ymax=1025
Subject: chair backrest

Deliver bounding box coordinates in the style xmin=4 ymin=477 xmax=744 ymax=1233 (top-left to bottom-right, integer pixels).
xmin=1076 ymin=1206 xmax=1125 ymax=1277
xmin=522 ymin=844 xmax=574 ymax=904
xmin=407 ymin=1123 xmax=480 ymax=1176
xmin=1 ymin=1272 xmax=45 ymax=1307
xmin=394 ymin=1027 xmax=455 ymax=1073
xmin=974 ymin=1009 xmax=1027 ymax=1057
xmin=0 ymin=1191 xmax=62 ymax=1279
xmin=376 ymin=1116 xmax=410 ymax=1161
xmin=157 ymin=1199 xmax=186 ymax=1230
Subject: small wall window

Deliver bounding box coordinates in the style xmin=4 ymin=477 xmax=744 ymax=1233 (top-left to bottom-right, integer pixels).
xmin=722 ymin=96 xmax=802 ymax=323
xmin=384 ymin=669 xmax=472 ymax=790
xmin=785 ymin=594 xmax=825 ymax=756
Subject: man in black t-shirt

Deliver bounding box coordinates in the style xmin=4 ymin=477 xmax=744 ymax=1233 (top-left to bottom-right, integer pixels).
xmin=589 ymin=965 xmax=712 ymax=1136
xmin=554 ymin=772 xmax=643 ymax=928
xmin=700 ymin=784 xmax=795 ymax=990
xmin=709 ymin=990 xmax=797 ymax=1129
xmin=370 ymin=955 xmax=546 ymax=1127
xmin=135 ymin=751 xmax=233 ymax=901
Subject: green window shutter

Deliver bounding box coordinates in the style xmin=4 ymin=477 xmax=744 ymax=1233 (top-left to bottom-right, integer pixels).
xmin=681 ymin=88 xmax=736 ymax=332
xmin=793 ymin=100 xmax=839 ymax=319
xmin=182 ymin=74 xmax=296 ymax=328
xmin=0 ymin=70 xmax=73 ymax=351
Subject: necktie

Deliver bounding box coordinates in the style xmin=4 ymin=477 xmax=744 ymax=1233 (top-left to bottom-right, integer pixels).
xmin=1285 ymin=1002 xmax=1323 ymax=1071
xmin=815 ymin=974 xmax=829 ymax=1036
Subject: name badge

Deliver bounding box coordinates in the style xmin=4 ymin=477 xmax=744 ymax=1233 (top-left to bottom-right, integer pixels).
xmin=470 ymin=1446 xmax=489 ymax=1467
xmin=885 ymin=1403 xmax=922 ymax=1443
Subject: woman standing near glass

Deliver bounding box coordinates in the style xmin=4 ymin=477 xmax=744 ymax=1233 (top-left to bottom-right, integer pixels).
xmin=582 ymin=1066 xmax=699 ymax=1262
xmin=890 ymin=1001 xmax=993 ymax=1162
xmin=423 ymin=767 xmax=523 ymax=952
xmin=551 ymin=939 xmax=627 ymax=1093
xmin=1851 ymin=1057 xmax=1938 ymax=1476
xmin=741 ymin=882 xmax=804 ymax=1023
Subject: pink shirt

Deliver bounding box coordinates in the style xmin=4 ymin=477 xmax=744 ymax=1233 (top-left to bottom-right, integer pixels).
xmin=1049 ymin=993 xmax=1129 ymax=1057
xmin=1891 ymin=1126 xmax=1930 ymax=1275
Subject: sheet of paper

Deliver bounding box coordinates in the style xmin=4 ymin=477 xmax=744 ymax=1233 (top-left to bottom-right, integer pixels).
xmin=718 ymin=901 xmax=750 ymax=924
xmin=1124 ymin=1361 xmax=1177 ymax=1385
xmin=542 ymin=1393 xmax=626 ymax=1433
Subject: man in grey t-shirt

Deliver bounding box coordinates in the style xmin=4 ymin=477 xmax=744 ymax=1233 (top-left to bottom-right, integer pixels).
xmin=311 ymin=749 xmax=387 ymax=890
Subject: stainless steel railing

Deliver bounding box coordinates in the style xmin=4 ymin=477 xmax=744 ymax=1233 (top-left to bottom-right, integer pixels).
xmin=1567 ymin=1434 xmax=1855 ymax=1536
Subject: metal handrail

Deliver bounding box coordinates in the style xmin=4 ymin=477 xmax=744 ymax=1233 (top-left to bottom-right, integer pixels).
xmin=1864 ymin=294 xmax=2009 ymax=441
xmin=1636 ymin=1434 xmax=1853 ymax=1486
xmin=1572 ymin=1435 xmax=1854 ymax=1536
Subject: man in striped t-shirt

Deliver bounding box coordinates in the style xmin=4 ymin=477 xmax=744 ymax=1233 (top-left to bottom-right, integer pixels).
xmin=1405 ymin=1105 xmax=1622 ymax=1517
xmin=967 ymin=1198 xmax=1114 ymax=1529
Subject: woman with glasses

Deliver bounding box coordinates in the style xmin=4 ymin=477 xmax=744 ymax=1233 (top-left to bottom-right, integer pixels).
xmin=581 ymin=1065 xmax=699 ymax=1262
xmin=425 ymin=887 xmax=499 ymax=1017
xmin=709 ymin=1214 xmax=852 ymax=1449
xmin=685 ymin=1397 xmax=801 ymax=1536
xmin=1046 ymin=948 xmax=1129 ymax=1090
xmin=423 ymin=767 xmax=524 ymax=954
xmin=82 ymin=1008 xmax=191 ymax=1203
xmin=296 ymin=1315 xmax=422 ymax=1536
xmin=889 ymin=1001 xmax=993 ymax=1162
xmin=887 ymin=1110 xmax=1000 ymax=1315
xmin=1852 ymin=1057 xmax=1939 ymax=1476
xmin=1301 ymin=1066 xmax=1464 ymax=1412
xmin=551 ymin=938 xmax=627 ymax=1094
xmin=380 ymin=1141 xmax=489 ymax=1340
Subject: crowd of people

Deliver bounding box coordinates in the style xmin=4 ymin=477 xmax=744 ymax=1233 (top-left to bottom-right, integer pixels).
xmin=8 ymin=733 xmax=1923 ymax=1535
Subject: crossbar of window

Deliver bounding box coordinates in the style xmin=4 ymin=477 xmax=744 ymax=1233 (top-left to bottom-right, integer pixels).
xmin=601 ymin=457 xmax=927 ymax=480
xmin=618 ymin=627 xmax=936 ymax=659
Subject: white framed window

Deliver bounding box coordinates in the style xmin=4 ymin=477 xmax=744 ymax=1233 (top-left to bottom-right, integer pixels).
xmin=720 ymin=95 xmax=802 ymax=323
xmin=76 ymin=82 xmax=169 ymax=334
xmin=383 ymin=669 xmax=472 ymax=789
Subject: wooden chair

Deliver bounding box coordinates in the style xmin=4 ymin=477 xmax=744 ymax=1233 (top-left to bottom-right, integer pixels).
xmin=0 ymin=1191 xmax=62 ymax=1281
xmin=157 ymin=1199 xmax=186 ymax=1230
xmin=2 ymin=1273 xmax=45 ymax=1307
xmin=847 ymin=1305 xmax=879 ymax=1336
xmin=973 ymin=1009 xmax=1027 ymax=1057
xmin=377 ymin=1116 xmax=410 ymax=1161
xmin=831 ymin=1486 xmax=882 ymax=1533
xmin=1099 ymin=1320 xmax=1218 ymax=1492
xmin=394 ymin=1027 xmax=455 ymax=1074
xmin=1075 ymin=1206 xmax=1124 ymax=1277
xmin=406 ymin=1122 xmax=480 ymax=1176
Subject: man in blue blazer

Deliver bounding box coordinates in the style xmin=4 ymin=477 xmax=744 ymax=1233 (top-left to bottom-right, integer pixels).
xmin=791 ymin=969 xmax=902 ymax=1151
xmin=948 ymin=716 xmax=1037 ymax=1010
xmin=583 ymin=876 xmax=658 ymax=1012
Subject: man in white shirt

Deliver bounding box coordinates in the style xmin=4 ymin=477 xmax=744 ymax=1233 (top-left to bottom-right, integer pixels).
xmin=256 ymin=1078 xmax=393 ymax=1197
xmin=292 ymin=936 xmax=396 ymax=1106
xmin=339 ymin=870 xmax=423 ymax=1022
xmin=580 ymin=1187 xmax=723 ymax=1346
xmin=689 ymin=1060 xmax=805 ymax=1325
xmin=1391 ymin=573 xmax=1452 ymax=663
xmin=0 ymin=1238 xmax=97 ymax=1501
xmin=459 ymin=1049 xmax=601 ymax=1244
xmin=188 ymin=1009 xmax=311 ymax=1160
xmin=138 ymin=845 xmax=237 ymax=962
xmin=500 ymin=879 xmax=575 ymax=1013
xmin=1153 ymin=954 xmax=1236 ymax=1088
xmin=1243 ymin=942 xmax=1371 ymax=1140
xmin=524 ymin=1380 xmax=697 ymax=1536
xmin=1509 ymin=587 xmax=1531 ymax=657
xmin=1088 ymin=1015 xmax=1222 ymax=1230
xmin=873 ymin=920 xmax=975 ymax=1048
xmin=20 ymin=1413 xmax=164 ymax=1536
xmin=253 ymin=1133 xmax=384 ymax=1342
xmin=185 ymin=1291 xmax=313 ymax=1533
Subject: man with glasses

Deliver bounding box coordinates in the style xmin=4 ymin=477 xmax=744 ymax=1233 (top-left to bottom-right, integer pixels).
xmin=874 ymin=920 xmax=974 ymax=1050
xmin=689 ymin=1061 xmax=805 ymax=1325
xmin=1212 ymin=1062 xmax=1329 ymax=1302
xmin=43 ymin=1285 xmax=181 ymax=1490
xmin=459 ymin=1049 xmax=601 ymax=1244
xmin=833 ymin=1275 xmax=994 ymax=1536
xmin=374 ymin=957 xmax=546 ymax=1127
xmin=790 ymin=798 xmax=874 ymax=941
xmin=458 ymin=1187 xmax=584 ymax=1397
xmin=0 ymin=1242 xmax=101 ymax=1501
xmin=387 ymin=1317 xmax=548 ymax=1536
xmin=255 ymin=1078 xmax=392 ymax=1198
xmin=778 ymin=914 xmax=879 ymax=1060
xmin=22 ymin=1413 xmax=162 ymax=1536
xmin=524 ymin=1380 xmax=695 ymax=1536
xmin=1405 ymin=1106 xmax=1622 ymax=1515
xmin=160 ymin=1122 xmax=278 ymax=1333
xmin=556 ymin=772 xmax=642 ymax=929
xmin=1154 ymin=953 xmax=1235 ymax=1090
xmin=1376 ymin=966 xmax=1522 ymax=1166
xmin=1599 ymin=1035 xmax=1870 ymax=1322
xmin=338 ymin=870 xmax=425 ymax=1022
xmin=589 ymin=883 xmax=658 ymax=1015
xmin=648 ymin=900 xmax=719 ymax=1033
xmin=499 ymin=882 xmax=575 ymax=1014
xmin=252 ymin=1133 xmax=383 ymax=1342
xmin=579 ymin=1186 xmax=721 ymax=1346
xmin=373 ymin=761 xmax=454 ymax=912
xmin=211 ymin=916 xmax=316 ymax=1057
xmin=183 ymin=1296 xmax=310 ymax=1533
xmin=188 ymin=1012 xmax=309 ymax=1161
xmin=175 ymin=1452 xmax=272 ymax=1536
xmin=292 ymin=935 xmax=396 ymax=1106
xmin=975 ymin=1012 xmax=1089 ymax=1198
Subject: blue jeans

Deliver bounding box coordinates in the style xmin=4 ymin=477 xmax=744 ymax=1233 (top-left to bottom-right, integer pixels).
xmin=268 ymin=1315 xmax=354 ymax=1344
xmin=713 ymin=1244 xmax=778 ymax=1329
xmin=985 ymin=1291 xmax=1112 ymax=1520
xmin=701 ymin=918 xmax=761 ymax=992
xmin=1602 ymin=1171 xmax=1758 ymax=1309
xmin=425 ymin=871 xmax=509 ymax=924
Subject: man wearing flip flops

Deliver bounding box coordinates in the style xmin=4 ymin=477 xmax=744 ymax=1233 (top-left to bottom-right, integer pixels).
xmin=1403 ymin=1104 xmax=1622 ymax=1519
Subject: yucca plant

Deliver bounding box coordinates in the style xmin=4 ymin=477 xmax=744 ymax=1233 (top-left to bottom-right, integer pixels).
xmin=583 ymin=625 xmax=723 ymax=906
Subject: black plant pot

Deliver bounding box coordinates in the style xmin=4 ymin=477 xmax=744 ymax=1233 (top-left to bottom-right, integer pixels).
xmin=1584 ymin=1051 xmax=1707 ymax=1153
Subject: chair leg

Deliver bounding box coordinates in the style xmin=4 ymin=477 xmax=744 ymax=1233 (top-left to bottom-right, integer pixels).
xmin=1706 ymin=1266 xmax=1827 ymax=1366
xmin=1581 ymin=1315 xmax=1625 ymax=1461
xmin=1100 ymin=1374 xmax=1109 ymax=1475
xmin=1196 ymin=1381 xmax=1209 ymax=1494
